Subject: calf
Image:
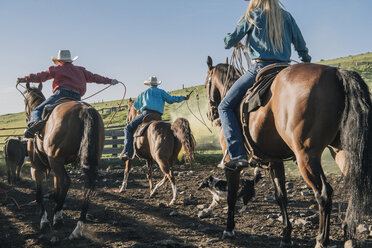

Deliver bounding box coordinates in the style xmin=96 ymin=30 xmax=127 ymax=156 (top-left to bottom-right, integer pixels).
xmin=198 ymin=168 xmax=262 ymax=215
xmin=3 ymin=138 xmax=28 ymax=184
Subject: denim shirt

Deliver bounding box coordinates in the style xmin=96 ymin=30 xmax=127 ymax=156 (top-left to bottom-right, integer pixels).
xmin=224 ymin=8 xmax=311 ymax=62
xmin=133 ymin=86 xmax=186 ymax=114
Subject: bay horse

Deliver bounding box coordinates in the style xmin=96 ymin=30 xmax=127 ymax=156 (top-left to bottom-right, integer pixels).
xmin=119 ymin=98 xmax=196 ymax=205
xmin=24 ymin=83 xmax=104 ymax=239
xmin=205 ymin=56 xmax=372 ymax=248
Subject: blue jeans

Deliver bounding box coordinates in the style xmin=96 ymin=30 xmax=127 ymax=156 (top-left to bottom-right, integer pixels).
xmin=218 ymin=61 xmax=273 ymax=160
xmin=29 ymin=88 xmax=81 ymax=124
xmin=123 ymin=110 xmax=161 ymax=158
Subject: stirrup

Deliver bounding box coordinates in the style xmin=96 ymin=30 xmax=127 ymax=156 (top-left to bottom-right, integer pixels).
xmin=223 ymin=159 xmax=249 ymax=171
xmin=24 ymin=129 xmax=35 ymax=138
xmin=118 ymin=150 xmax=132 ymax=162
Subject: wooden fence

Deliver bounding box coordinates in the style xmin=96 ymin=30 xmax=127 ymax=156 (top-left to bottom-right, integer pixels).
xmin=0 ymin=125 xmax=125 ymax=160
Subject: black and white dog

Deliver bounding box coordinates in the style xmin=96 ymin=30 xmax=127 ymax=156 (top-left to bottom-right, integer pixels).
xmin=198 ymin=168 xmax=262 ymax=215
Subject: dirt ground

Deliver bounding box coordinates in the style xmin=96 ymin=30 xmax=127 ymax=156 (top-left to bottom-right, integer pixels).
xmin=0 ymin=162 xmax=371 ymax=248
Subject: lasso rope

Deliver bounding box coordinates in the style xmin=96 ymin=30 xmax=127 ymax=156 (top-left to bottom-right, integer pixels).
xmin=0 ymin=188 xmax=36 ymax=209
xmin=16 ymin=82 xmax=127 ymax=129
xmin=82 ymin=82 xmax=127 ymax=129
xmin=184 ymin=87 xmax=213 ymax=133
xmin=222 ymin=41 xmax=251 ymax=98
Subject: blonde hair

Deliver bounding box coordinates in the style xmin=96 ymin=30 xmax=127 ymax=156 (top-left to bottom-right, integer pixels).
xmin=243 ymin=0 xmax=284 ymax=53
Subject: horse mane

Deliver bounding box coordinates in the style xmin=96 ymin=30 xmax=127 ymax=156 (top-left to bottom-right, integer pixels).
xmin=215 ymin=63 xmax=241 ymax=93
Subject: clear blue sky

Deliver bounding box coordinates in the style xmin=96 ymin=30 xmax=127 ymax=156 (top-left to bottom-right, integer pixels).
xmin=1 ymin=0 xmax=371 ymax=115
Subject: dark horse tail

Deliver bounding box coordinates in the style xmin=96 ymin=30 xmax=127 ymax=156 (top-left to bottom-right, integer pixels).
xmin=171 ymin=117 xmax=196 ymax=165
xmin=337 ymin=69 xmax=372 ymax=234
xmin=78 ymin=106 xmax=103 ymax=190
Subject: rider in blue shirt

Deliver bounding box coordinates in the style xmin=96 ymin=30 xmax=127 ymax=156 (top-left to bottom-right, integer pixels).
xmin=219 ymin=0 xmax=311 ymax=169
xmin=119 ymin=76 xmax=189 ymax=161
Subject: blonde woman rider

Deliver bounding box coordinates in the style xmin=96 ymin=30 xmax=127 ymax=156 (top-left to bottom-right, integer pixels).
xmin=219 ymin=0 xmax=311 ymax=169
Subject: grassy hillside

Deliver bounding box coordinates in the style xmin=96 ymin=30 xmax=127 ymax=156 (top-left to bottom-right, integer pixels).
xmin=318 ymin=52 xmax=372 ymax=87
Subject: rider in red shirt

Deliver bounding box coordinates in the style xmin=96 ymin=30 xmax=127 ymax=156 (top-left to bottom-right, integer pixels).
xmin=17 ymin=50 xmax=120 ymax=138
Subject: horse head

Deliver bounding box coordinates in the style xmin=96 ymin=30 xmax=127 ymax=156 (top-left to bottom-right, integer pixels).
xmin=126 ymin=98 xmax=139 ymax=123
xmin=205 ymin=56 xmax=239 ymax=127
xmin=24 ymin=83 xmax=45 ymax=122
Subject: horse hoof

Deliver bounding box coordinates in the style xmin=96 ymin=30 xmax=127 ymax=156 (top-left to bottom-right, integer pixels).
xmin=280 ymin=240 xmax=293 ymax=248
xmin=53 ymin=219 xmax=64 ymax=229
xmin=119 ymin=186 xmax=126 ymax=193
xmin=69 ymin=221 xmax=85 ymax=240
xmin=40 ymin=221 xmax=50 ymax=233
xmin=222 ymin=230 xmax=235 ymax=239
xmin=344 ymin=240 xmax=356 ymax=248
xmin=40 ymin=211 xmax=50 ymax=232
xmin=314 ymin=242 xmax=329 ymax=248
xmin=53 ymin=210 xmax=64 ymax=229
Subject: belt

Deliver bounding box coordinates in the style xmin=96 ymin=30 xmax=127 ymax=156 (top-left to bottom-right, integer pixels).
xmin=255 ymin=59 xmax=288 ymax=63
xmin=59 ymin=87 xmax=81 ymax=95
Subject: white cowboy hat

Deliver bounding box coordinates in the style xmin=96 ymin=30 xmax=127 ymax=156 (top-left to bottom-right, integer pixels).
xmin=144 ymin=76 xmax=162 ymax=86
xmin=51 ymin=50 xmax=78 ymax=64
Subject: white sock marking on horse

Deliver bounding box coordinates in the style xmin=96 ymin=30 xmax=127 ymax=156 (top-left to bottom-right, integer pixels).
xmin=40 ymin=211 xmax=48 ymax=229
xmin=69 ymin=221 xmax=85 ymax=240
xmin=169 ymin=184 xmax=177 ymax=205
xmin=53 ymin=210 xmax=63 ymax=225
xmin=120 ymin=172 xmax=129 ymax=192
xmin=222 ymin=230 xmax=235 ymax=239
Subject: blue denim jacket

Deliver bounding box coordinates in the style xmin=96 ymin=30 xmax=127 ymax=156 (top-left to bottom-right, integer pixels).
xmin=133 ymin=86 xmax=186 ymax=114
xmin=224 ymin=8 xmax=311 ymax=62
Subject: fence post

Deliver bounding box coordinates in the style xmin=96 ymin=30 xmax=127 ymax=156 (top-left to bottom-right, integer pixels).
xmin=112 ymin=135 xmax=118 ymax=156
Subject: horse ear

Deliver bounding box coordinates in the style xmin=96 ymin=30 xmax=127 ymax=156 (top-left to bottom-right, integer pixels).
xmin=207 ymin=56 xmax=213 ymax=71
xmin=225 ymin=57 xmax=229 ymax=64
xmin=26 ymin=82 xmax=30 ymax=91
xmin=37 ymin=83 xmax=42 ymax=91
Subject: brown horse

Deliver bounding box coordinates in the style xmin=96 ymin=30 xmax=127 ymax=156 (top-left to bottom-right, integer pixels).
xmin=205 ymin=56 xmax=372 ymax=247
xmin=119 ymin=98 xmax=196 ymax=205
xmin=24 ymin=83 xmax=104 ymax=239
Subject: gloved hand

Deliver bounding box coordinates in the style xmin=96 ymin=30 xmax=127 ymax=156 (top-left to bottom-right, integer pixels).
xmin=184 ymin=94 xmax=190 ymax=100
xmin=16 ymin=78 xmax=26 ymax=83
xmin=111 ymin=79 xmax=120 ymax=85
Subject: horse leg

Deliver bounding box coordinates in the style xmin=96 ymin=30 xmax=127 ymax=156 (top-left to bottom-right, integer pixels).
xmin=268 ymin=162 xmax=292 ymax=247
xmin=49 ymin=159 xmax=71 ymax=228
xmin=222 ymin=169 xmax=240 ymax=239
xmin=328 ymin=146 xmax=356 ymax=242
xmin=69 ymin=167 xmax=97 ymax=240
xmin=166 ymin=169 xmax=177 ymax=206
xmin=297 ymin=153 xmax=333 ymax=248
xmin=120 ymin=160 xmax=132 ymax=193
xmin=32 ymin=167 xmax=49 ymax=231
xmin=146 ymin=160 xmax=153 ymax=192
xmin=150 ymin=175 xmax=167 ymax=197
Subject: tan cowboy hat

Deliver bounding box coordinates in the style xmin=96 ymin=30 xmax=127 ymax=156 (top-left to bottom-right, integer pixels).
xmin=144 ymin=76 xmax=162 ymax=86
xmin=51 ymin=50 xmax=78 ymax=64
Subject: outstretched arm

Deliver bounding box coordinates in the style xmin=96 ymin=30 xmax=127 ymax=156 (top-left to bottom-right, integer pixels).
xmin=17 ymin=66 xmax=55 ymax=83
